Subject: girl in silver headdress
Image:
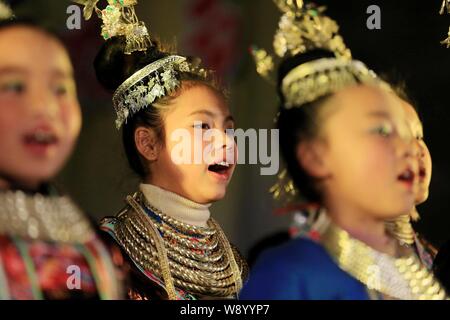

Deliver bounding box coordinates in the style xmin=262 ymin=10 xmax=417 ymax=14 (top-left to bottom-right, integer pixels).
xmin=75 ymin=0 xmax=247 ymax=300
xmin=240 ymin=0 xmax=447 ymax=300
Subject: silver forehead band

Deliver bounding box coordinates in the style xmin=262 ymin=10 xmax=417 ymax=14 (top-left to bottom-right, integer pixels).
xmin=281 ymin=58 xmax=383 ymax=108
xmin=112 ymin=55 xmax=191 ymax=129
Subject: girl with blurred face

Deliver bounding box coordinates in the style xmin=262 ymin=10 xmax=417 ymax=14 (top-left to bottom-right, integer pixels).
xmin=241 ymin=62 xmax=447 ymax=300
xmin=314 ymin=85 xmax=416 ymax=228
xmin=240 ymin=2 xmax=447 ymax=300
xmin=87 ymin=0 xmax=246 ymax=300
xmin=401 ymin=99 xmax=432 ymax=205
xmin=0 ymin=25 xmax=80 ymax=190
xmin=0 ymin=19 xmax=122 ymax=300
xmin=385 ymin=93 xmax=436 ymax=267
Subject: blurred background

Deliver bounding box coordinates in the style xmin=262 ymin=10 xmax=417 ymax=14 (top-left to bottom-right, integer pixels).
xmin=7 ymin=0 xmax=450 ymax=258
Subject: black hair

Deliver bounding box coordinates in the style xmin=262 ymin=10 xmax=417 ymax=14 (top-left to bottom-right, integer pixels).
xmin=94 ymin=36 xmax=223 ymax=179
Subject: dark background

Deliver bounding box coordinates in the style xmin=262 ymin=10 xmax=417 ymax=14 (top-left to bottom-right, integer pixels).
xmin=6 ymin=0 xmax=450 ymax=256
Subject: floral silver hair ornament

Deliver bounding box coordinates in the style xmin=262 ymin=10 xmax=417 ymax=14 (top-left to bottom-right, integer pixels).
xmin=0 ymin=1 xmax=13 ymax=21
xmin=112 ymin=55 xmax=192 ymax=129
xmin=251 ymin=0 xmax=385 ymax=109
xmin=73 ymin=0 xmax=151 ymax=54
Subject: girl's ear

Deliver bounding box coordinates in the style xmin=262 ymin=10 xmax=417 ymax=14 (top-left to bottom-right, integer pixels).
xmin=135 ymin=127 xmax=160 ymax=161
xmin=296 ymin=139 xmax=331 ymax=179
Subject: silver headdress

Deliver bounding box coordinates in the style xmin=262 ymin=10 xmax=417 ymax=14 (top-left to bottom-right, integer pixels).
xmin=111 ymin=54 xmax=208 ymax=129
xmin=112 ymin=55 xmax=192 ymax=128
xmin=74 ymin=0 xmax=151 ymax=54
xmin=251 ymin=0 xmax=383 ymax=110
xmin=74 ymin=0 xmax=209 ymax=129
xmin=0 ymin=1 xmax=13 ymax=21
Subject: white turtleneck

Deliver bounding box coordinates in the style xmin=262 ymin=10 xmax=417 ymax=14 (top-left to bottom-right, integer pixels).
xmin=139 ymin=183 xmax=211 ymax=228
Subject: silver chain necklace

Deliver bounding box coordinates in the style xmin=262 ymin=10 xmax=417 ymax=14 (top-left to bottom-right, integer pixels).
xmin=0 ymin=190 xmax=94 ymax=243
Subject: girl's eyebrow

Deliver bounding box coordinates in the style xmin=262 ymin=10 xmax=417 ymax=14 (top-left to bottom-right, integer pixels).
xmin=188 ymin=109 xmax=235 ymax=124
xmin=188 ymin=110 xmax=215 ymax=117
xmin=0 ymin=67 xmax=73 ymax=79
xmin=367 ymin=110 xmax=391 ymax=119
xmin=51 ymin=69 xmax=73 ymax=79
xmin=0 ymin=66 xmax=28 ymax=76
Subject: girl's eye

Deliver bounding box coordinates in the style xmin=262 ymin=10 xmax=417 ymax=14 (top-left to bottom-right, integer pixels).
xmin=0 ymin=81 xmax=25 ymax=94
xmin=415 ymin=131 xmax=424 ymax=141
xmin=372 ymin=124 xmax=393 ymax=137
xmin=53 ymin=84 xmax=68 ymax=96
xmin=193 ymin=123 xmax=211 ymax=130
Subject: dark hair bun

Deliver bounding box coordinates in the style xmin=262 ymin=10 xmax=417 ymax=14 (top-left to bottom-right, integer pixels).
xmin=94 ymin=36 xmax=169 ymax=92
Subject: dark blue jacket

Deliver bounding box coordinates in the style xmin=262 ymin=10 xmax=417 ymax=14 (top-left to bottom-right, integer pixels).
xmin=240 ymin=237 xmax=370 ymax=300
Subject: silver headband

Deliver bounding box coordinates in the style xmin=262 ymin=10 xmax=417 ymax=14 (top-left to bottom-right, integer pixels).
xmin=112 ymin=55 xmax=191 ymax=129
xmin=281 ymin=58 xmax=383 ymax=108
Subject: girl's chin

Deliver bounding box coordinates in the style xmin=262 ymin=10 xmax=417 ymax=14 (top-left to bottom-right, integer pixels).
xmin=203 ymin=188 xmax=227 ymax=203
xmin=3 ymin=166 xmax=59 ymax=190
xmin=415 ymin=189 xmax=429 ymax=205
xmin=2 ymin=176 xmax=48 ymax=192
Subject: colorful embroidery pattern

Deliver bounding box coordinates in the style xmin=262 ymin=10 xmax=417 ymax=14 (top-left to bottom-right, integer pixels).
xmin=0 ymin=235 xmax=120 ymax=300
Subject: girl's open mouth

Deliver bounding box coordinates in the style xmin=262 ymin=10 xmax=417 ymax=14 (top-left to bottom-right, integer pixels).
xmin=23 ymin=130 xmax=59 ymax=156
xmin=397 ymin=168 xmax=415 ymax=188
xmin=418 ymin=167 xmax=426 ymax=181
xmin=208 ymin=161 xmax=232 ymax=181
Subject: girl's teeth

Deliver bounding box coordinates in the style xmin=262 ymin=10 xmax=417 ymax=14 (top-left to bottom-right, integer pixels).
xmin=217 ymin=161 xmax=229 ymax=167
xmin=30 ymin=132 xmax=56 ymax=143
xmin=399 ymin=170 xmax=414 ymax=181
xmin=36 ymin=133 xmax=47 ymax=142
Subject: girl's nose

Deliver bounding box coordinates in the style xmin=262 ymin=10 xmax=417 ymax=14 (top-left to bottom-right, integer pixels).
xmin=210 ymin=129 xmax=236 ymax=163
xmin=27 ymin=89 xmax=58 ymax=120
